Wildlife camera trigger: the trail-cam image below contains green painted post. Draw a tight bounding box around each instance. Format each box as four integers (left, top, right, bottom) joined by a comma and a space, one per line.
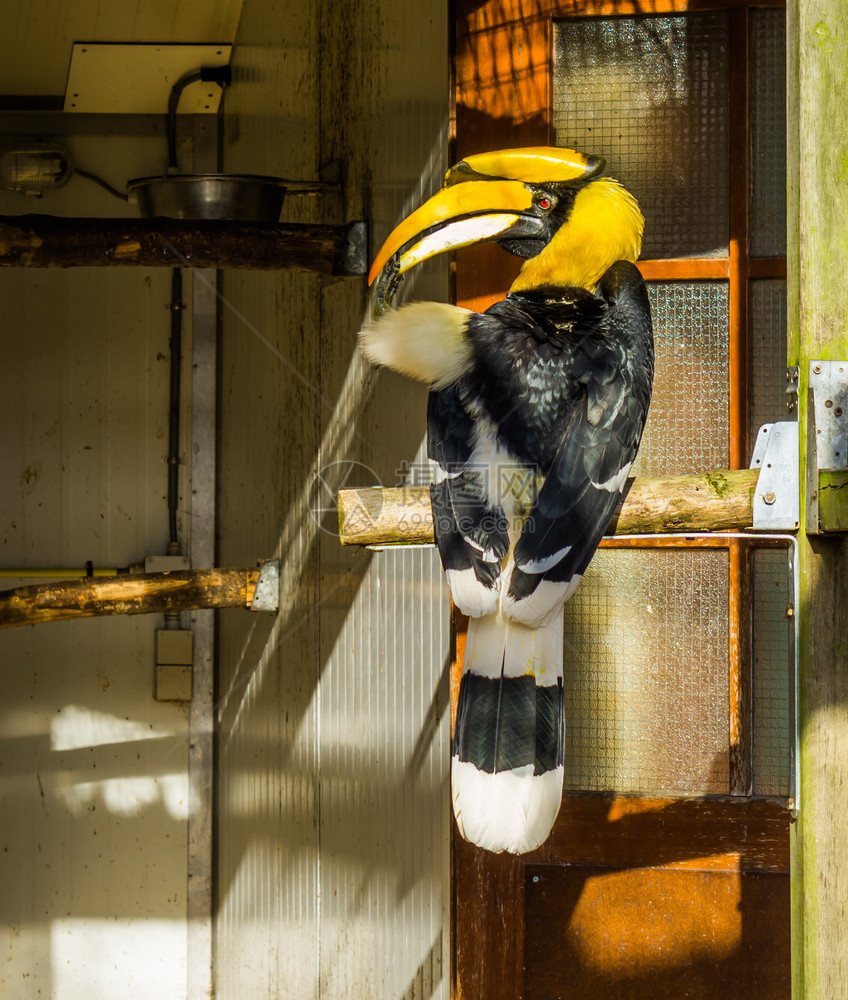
788, 2, 848, 995
817, 470, 848, 532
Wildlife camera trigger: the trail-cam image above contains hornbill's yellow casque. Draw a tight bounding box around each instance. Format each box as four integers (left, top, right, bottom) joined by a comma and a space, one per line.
360, 147, 653, 854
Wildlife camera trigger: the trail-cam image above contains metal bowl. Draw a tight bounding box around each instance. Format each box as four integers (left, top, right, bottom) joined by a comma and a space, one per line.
128, 174, 287, 222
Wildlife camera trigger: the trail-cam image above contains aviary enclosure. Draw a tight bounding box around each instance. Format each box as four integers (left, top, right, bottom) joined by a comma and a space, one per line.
2, 1, 846, 998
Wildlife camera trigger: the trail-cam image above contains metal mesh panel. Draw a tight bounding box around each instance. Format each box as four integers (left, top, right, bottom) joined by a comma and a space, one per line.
553, 14, 730, 258
751, 549, 791, 796
633, 282, 730, 477
750, 10, 787, 257
750, 279, 788, 446
749, 281, 790, 798
562, 548, 730, 795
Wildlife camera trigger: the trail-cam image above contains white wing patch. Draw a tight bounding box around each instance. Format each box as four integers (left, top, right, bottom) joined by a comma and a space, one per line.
591, 460, 632, 493
468, 417, 537, 522
429, 458, 460, 484
518, 545, 573, 575
465, 537, 501, 563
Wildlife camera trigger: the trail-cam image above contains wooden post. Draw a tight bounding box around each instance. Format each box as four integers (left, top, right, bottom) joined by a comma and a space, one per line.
0, 216, 364, 274
788, 2, 848, 994
337, 467, 761, 547
0, 568, 263, 629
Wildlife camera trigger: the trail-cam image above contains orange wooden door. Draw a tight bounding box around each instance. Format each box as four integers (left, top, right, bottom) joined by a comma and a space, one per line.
452, 3, 791, 997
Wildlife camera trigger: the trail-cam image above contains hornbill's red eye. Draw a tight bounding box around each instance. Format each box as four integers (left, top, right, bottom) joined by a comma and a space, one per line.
537, 195, 553, 211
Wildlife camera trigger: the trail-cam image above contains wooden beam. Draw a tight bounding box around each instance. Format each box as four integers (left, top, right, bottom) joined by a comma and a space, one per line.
337, 467, 761, 547
0, 215, 364, 274
817, 469, 848, 533
0, 568, 262, 630
637, 258, 730, 280
789, 2, 848, 994
551, 0, 785, 13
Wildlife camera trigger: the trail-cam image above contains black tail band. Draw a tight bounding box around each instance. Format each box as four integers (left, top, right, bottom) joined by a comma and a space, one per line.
453, 672, 564, 774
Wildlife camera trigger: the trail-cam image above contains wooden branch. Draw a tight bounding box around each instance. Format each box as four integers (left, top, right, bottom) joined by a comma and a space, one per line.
337, 468, 761, 547
0, 568, 261, 630
0, 215, 364, 274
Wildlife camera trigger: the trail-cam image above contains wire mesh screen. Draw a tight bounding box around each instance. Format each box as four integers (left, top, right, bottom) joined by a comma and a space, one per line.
633, 282, 730, 478
750, 279, 788, 446
749, 280, 790, 797
553, 13, 730, 258
751, 549, 792, 797
750, 10, 787, 258
562, 548, 730, 795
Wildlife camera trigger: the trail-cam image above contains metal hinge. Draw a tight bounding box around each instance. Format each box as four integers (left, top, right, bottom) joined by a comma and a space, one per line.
807, 360, 848, 533
750, 421, 800, 530
786, 364, 800, 417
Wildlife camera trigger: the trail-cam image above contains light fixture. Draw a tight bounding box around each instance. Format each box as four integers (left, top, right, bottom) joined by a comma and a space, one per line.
0, 140, 72, 196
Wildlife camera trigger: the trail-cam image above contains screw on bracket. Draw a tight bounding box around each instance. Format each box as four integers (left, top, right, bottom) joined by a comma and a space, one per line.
786, 365, 800, 415
750, 422, 800, 530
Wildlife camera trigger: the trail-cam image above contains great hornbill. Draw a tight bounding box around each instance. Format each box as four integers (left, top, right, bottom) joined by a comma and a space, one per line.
360, 146, 653, 854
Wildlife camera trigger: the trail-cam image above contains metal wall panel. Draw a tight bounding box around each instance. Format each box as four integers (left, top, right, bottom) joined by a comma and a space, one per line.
317, 546, 450, 999
0, 259, 193, 998
215, 1, 450, 998
214, 5, 323, 994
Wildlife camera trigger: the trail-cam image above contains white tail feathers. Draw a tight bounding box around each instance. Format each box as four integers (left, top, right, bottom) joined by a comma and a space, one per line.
452, 761, 564, 855
451, 612, 565, 854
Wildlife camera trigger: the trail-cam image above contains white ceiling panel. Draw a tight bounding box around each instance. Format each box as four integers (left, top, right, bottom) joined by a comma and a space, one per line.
64, 43, 232, 114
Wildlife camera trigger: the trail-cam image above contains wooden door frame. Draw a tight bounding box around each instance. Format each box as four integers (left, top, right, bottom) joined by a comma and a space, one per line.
787, 1, 848, 995
451, 3, 792, 996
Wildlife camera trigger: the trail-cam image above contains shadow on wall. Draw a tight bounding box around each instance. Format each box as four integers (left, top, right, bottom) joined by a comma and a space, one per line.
214, 247, 451, 997
1, 615, 193, 999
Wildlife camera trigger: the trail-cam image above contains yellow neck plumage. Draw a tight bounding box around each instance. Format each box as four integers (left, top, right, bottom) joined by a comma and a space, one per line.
509, 178, 644, 293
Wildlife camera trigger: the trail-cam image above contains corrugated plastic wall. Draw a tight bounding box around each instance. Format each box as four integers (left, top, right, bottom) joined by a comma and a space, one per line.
215, 2, 450, 997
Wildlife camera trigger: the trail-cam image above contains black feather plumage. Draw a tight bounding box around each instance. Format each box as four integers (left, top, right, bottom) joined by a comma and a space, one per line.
429, 259, 653, 615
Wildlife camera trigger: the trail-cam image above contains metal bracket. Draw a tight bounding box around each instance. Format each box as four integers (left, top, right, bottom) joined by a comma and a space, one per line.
786, 365, 800, 418
338, 220, 368, 276
750, 421, 800, 530
806, 360, 848, 533
251, 559, 280, 612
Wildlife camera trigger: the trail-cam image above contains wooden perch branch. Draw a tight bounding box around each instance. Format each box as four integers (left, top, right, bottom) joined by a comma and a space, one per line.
0, 568, 262, 630
0, 215, 364, 274
338, 468, 761, 547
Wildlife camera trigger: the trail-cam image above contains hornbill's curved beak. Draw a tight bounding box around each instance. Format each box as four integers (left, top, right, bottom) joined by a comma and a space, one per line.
368, 146, 605, 314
